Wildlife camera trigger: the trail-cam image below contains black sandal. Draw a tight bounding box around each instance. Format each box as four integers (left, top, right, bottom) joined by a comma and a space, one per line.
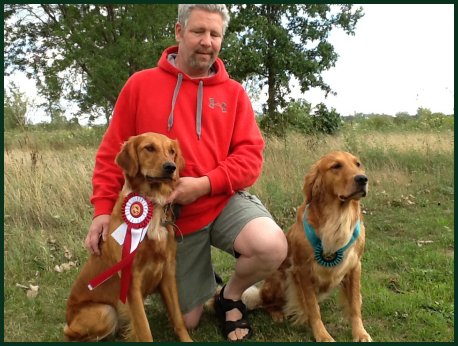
214, 285, 253, 341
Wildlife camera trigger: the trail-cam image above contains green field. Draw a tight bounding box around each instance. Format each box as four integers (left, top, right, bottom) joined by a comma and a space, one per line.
3, 126, 454, 342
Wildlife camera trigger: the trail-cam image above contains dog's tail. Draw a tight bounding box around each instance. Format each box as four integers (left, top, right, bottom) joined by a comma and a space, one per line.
241, 285, 263, 311
214, 272, 224, 286
64, 304, 117, 341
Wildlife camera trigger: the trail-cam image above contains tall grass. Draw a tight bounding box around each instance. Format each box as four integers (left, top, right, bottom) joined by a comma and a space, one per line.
3, 128, 454, 342
4, 126, 106, 152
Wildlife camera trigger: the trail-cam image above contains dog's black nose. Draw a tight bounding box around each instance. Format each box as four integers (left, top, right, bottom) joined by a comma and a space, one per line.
355, 174, 368, 186
163, 162, 176, 174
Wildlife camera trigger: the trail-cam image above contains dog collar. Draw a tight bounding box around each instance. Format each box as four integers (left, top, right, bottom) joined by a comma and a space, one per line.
302, 206, 360, 268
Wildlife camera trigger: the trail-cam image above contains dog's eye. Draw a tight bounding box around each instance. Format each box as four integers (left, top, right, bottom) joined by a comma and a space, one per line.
169, 148, 176, 155
356, 161, 362, 167
331, 163, 342, 170
144, 145, 156, 152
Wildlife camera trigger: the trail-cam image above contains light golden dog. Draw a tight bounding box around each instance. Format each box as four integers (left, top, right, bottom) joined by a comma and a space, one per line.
64, 132, 192, 342
243, 151, 372, 342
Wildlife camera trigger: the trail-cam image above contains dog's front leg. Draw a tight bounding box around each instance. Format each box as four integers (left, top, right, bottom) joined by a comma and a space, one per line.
159, 257, 193, 342
127, 284, 153, 342
292, 269, 335, 342
341, 261, 372, 342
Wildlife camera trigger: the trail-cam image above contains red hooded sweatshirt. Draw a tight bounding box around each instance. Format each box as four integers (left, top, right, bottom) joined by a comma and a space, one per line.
91, 46, 265, 235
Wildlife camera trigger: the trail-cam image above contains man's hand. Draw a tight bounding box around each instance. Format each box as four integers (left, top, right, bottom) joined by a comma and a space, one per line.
84, 214, 111, 255
167, 176, 211, 205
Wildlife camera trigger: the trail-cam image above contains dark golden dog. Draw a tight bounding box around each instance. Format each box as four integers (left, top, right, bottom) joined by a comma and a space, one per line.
64, 132, 192, 342
243, 151, 372, 342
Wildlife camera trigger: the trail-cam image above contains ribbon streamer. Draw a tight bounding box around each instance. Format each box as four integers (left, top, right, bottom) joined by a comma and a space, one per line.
88, 193, 153, 303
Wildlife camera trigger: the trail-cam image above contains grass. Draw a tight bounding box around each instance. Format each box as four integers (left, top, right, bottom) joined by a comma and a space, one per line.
3, 127, 454, 342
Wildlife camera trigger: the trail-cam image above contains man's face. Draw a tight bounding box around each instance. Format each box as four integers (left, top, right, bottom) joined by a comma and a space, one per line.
175, 8, 223, 77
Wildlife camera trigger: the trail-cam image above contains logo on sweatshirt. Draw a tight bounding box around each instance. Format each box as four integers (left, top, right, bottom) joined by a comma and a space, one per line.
209, 98, 227, 113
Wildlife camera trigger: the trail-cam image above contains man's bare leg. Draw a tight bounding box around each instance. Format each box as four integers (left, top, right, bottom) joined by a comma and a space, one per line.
223, 217, 287, 340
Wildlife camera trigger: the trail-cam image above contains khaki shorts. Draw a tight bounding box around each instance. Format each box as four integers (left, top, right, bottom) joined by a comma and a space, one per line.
175, 190, 273, 313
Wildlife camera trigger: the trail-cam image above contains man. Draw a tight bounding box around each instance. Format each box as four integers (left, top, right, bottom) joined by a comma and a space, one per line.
84, 4, 287, 341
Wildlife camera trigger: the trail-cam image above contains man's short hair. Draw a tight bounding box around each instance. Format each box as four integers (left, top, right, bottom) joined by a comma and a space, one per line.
178, 4, 230, 36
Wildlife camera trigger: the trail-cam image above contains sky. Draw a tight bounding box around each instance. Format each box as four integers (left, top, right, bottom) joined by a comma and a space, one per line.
298, 4, 454, 116
4, 4, 455, 124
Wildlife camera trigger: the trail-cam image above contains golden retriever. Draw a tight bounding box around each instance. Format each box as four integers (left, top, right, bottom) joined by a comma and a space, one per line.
64, 132, 192, 342
243, 151, 372, 342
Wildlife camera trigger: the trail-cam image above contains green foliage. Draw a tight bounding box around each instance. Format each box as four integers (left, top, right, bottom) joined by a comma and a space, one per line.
283, 99, 314, 134
4, 82, 28, 130
259, 100, 341, 137
311, 102, 341, 134
416, 106, 432, 119
223, 4, 363, 120
5, 4, 363, 129
416, 107, 453, 129
4, 4, 176, 124
258, 111, 288, 137
393, 112, 411, 126
343, 110, 454, 132
361, 114, 396, 131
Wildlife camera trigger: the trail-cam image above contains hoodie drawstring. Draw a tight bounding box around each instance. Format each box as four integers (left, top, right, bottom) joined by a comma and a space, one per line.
196, 80, 203, 139
168, 73, 183, 132
168, 74, 204, 140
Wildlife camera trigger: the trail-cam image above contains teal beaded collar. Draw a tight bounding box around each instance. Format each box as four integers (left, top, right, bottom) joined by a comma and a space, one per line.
303, 207, 360, 268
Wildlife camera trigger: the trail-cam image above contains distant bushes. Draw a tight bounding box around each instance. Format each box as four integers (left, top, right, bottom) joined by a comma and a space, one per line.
343, 108, 454, 132
258, 101, 454, 137
259, 100, 342, 137
5, 104, 453, 151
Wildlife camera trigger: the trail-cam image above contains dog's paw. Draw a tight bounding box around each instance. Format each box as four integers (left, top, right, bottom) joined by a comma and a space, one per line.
353, 332, 372, 342
315, 336, 335, 342
270, 310, 285, 322
314, 330, 335, 342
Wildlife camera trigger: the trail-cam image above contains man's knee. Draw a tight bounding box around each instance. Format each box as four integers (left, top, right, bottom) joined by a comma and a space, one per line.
261, 226, 288, 266
236, 217, 288, 266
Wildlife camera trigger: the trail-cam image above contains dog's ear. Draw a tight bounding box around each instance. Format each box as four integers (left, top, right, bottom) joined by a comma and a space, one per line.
115, 138, 139, 177
172, 139, 185, 174
303, 162, 322, 204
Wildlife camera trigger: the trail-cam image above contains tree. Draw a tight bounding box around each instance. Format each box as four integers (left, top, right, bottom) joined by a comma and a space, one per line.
5, 4, 363, 131
4, 4, 176, 125
311, 103, 341, 135
222, 4, 363, 125
260, 99, 313, 136
416, 107, 432, 120
4, 82, 29, 130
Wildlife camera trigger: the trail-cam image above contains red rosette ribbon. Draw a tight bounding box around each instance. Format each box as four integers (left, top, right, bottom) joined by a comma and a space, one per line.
122, 193, 153, 229
88, 193, 153, 303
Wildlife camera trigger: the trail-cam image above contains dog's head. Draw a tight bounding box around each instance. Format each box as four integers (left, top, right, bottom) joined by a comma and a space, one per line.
304, 151, 368, 204
115, 132, 184, 193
